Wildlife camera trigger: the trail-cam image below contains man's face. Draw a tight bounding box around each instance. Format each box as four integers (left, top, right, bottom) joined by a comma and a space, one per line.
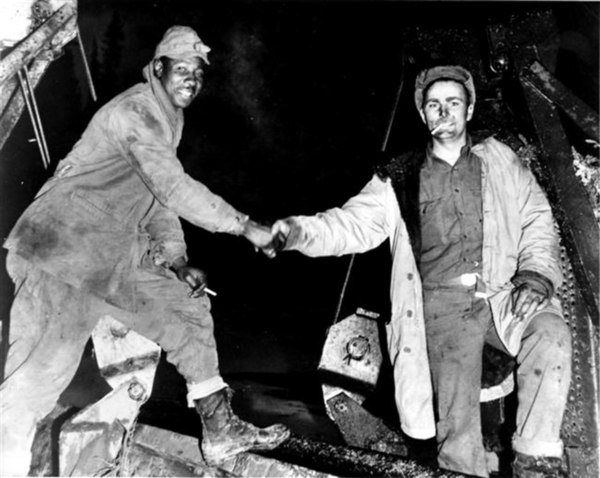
419, 80, 473, 139
154, 56, 204, 109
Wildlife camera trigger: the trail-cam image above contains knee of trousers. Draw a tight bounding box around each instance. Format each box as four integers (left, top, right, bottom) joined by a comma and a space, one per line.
524, 312, 572, 363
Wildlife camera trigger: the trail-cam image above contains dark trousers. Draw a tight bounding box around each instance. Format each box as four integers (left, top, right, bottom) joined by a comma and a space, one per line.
424, 288, 571, 477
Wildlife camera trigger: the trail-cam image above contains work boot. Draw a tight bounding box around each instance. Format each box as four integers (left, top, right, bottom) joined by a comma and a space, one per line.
512, 452, 568, 478
195, 387, 290, 465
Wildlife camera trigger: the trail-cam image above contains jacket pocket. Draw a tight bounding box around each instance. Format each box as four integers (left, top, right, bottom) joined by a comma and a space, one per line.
70, 189, 127, 227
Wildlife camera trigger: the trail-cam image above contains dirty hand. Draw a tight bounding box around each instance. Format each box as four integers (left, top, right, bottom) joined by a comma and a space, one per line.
242, 219, 278, 258
511, 282, 548, 321
270, 220, 292, 252
170, 258, 208, 298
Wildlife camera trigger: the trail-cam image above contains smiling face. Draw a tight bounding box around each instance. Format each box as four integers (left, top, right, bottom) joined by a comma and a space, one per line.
154, 56, 204, 109
419, 79, 474, 141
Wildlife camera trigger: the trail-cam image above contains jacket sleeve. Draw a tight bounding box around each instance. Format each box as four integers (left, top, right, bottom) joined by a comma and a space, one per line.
109, 98, 249, 235
285, 175, 393, 257
514, 147, 563, 293
144, 203, 187, 267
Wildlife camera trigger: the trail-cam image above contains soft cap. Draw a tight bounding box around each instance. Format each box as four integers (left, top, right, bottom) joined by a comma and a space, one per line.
414, 65, 475, 110
154, 25, 211, 64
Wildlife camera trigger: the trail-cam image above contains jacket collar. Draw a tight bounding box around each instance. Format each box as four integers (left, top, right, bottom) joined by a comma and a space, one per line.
142, 62, 184, 137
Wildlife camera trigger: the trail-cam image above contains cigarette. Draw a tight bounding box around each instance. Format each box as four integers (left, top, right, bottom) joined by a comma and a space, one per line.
205, 287, 217, 297
430, 124, 443, 134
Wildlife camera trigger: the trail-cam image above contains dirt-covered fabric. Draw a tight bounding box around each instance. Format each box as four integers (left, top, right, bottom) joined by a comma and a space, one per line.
4, 71, 248, 312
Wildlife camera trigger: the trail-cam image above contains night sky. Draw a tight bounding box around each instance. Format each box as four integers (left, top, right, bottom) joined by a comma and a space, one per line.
0, 1, 598, 435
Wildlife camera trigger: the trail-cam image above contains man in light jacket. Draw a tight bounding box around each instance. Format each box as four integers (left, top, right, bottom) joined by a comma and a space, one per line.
271, 65, 571, 478
1, 26, 288, 476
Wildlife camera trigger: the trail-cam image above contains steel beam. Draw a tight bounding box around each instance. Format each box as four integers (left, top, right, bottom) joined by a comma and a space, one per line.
519, 73, 599, 324
0, 3, 75, 87
0, 15, 77, 153
522, 61, 599, 141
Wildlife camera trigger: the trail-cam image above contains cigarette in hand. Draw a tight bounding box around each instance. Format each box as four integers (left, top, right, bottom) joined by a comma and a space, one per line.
189, 287, 217, 298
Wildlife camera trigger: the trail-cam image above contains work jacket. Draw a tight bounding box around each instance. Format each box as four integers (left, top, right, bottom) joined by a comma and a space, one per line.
4, 66, 249, 311
284, 136, 562, 440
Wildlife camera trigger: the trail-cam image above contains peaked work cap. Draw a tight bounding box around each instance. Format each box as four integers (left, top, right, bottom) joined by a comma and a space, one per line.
414, 65, 475, 111
154, 25, 211, 64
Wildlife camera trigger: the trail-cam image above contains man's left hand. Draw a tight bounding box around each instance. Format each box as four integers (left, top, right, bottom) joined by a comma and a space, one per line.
511, 283, 548, 321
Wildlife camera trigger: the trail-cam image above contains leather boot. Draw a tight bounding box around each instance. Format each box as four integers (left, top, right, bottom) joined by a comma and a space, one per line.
512, 452, 568, 478
195, 387, 290, 465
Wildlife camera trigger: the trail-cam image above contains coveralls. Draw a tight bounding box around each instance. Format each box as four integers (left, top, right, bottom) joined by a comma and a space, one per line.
1, 65, 248, 476
414, 139, 571, 477
281, 137, 571, 477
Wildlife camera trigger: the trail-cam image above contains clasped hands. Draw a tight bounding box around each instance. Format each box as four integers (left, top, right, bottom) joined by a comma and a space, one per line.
242, 219, 291, 258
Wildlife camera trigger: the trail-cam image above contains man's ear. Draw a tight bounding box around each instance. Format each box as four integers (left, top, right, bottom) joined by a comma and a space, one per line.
418, 107, 427, 124
153, 59, 164, 79
466, 103, 474, 122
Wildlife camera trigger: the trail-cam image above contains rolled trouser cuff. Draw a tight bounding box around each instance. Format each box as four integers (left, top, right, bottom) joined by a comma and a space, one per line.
187, 376, 228, 407
512, 434, 563, 458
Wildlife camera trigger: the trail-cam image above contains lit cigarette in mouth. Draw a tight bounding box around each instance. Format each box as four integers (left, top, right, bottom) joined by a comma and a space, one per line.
205, 287, 217, 297
430, 124, 444, 134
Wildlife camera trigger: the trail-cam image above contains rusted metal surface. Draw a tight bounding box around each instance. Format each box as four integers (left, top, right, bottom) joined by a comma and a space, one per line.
128, 424, 337, 478
29, 403, 74, 476
556, 245, 599, 477
486, 9, 560, 75
221, 450, 337, 478
0, 76, 18, 119
0, 54, 51, 149
59, 317, 161, 476
318, 310, 383, 395
319, 309, 383, 420
124, 425, 231, 477
318, 310, 411, 459
129, 423, 460, 477
0, 14, 77, 152
0, 3, 75, 87
269, 435, 464, 477
125, 443, 208, 477
522, 61, 599, 140
92, 316, 161, 391
519, 75, 599, 325
326, 392, 408, 457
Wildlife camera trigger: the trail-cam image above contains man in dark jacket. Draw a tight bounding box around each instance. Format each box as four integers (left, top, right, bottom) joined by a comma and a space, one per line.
0, 25, 288, 476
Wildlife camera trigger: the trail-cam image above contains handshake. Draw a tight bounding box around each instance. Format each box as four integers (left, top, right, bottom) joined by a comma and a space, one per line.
242, 218, 295, 258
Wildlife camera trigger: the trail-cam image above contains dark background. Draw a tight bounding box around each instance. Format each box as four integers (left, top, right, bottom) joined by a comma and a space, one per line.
1, 0, 598, 443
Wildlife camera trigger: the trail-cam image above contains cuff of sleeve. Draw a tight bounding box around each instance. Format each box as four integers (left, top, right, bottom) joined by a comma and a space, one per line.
283, 218, 303, 250
511, 270, 554, 298
150, 242, 187, 268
